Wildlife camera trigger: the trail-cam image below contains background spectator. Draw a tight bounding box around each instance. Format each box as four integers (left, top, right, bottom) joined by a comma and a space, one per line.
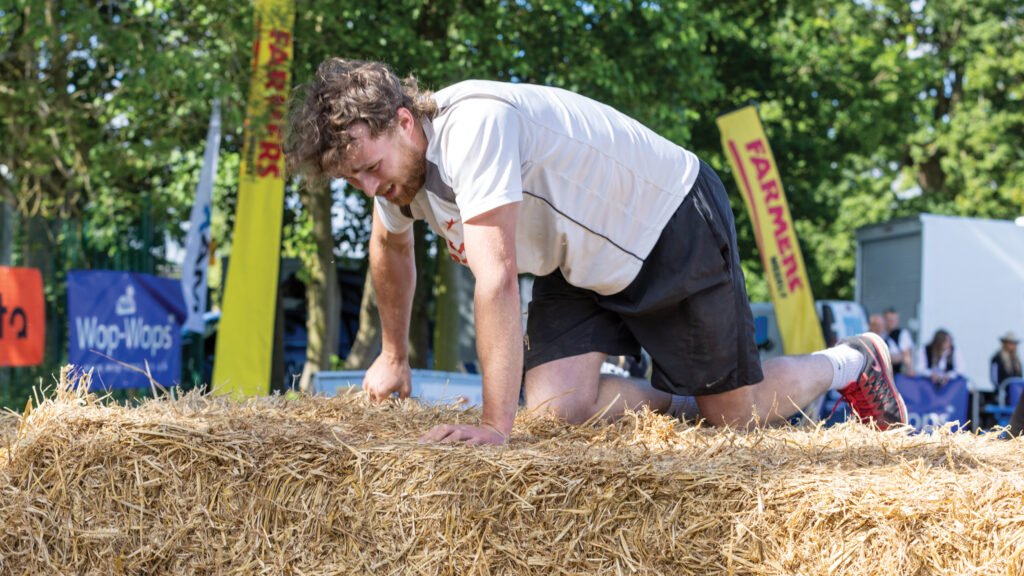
985, 331, 1023, 429
917, 328, 964, 388
990, 331, 1021, 385
884, 308, 915, 376
869, 313, 885, 336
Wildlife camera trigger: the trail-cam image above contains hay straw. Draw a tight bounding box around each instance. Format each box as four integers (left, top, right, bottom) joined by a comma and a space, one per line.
1, 366, 1023, 575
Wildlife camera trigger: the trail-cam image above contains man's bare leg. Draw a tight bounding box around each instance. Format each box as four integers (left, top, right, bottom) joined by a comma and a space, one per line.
524, 351, 673, 424
696, 354, 834, 427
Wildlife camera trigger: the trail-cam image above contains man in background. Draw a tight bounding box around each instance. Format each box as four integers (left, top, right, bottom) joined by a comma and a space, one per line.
869, 313, 885, 337
884, 308, 915, 376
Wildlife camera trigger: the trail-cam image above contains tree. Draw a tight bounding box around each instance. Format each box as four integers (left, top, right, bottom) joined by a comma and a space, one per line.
0, 0, 251, 402
294, 180, 338, 393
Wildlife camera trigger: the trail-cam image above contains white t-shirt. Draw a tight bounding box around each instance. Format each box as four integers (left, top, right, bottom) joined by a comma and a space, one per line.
376, 80, 700, 295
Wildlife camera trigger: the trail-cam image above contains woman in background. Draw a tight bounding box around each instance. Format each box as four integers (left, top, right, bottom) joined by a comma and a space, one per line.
916, 329, 965, 388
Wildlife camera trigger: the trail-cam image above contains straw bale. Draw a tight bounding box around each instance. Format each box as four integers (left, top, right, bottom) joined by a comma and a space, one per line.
1, 368, 1023, 575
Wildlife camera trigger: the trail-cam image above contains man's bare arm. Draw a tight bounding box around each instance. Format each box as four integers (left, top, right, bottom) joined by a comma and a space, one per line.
363, 203, 415, 401
421, 203, 521, 444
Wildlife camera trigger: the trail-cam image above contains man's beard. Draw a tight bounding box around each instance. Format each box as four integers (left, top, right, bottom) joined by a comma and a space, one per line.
390, 139, 426, 207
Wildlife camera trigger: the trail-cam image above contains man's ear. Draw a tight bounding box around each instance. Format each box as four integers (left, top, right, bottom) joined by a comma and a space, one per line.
396, 107, 415, 133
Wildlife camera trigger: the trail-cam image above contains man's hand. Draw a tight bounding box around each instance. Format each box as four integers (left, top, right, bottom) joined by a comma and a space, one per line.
363, 352, 412, 402
420, 423, 506, 446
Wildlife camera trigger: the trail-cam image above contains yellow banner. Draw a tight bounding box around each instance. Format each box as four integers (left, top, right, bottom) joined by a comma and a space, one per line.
213, 0, 294, 397
716, 105, 825, 355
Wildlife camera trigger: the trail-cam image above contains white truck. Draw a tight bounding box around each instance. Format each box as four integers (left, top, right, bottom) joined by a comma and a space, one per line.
855, 213, 1024, 394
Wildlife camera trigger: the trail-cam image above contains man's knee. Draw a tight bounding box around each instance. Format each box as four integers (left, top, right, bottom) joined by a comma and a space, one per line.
694, 385, 758, 427
523, 352, 606, 424
524, 383, 590, 424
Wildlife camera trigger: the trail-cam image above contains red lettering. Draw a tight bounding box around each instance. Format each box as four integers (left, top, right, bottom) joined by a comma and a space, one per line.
266, 69, 287, 91
267, 124, 281, 140
751, 156, 772, 182
268, 43, 289, 67
781, 253, 798, 283
258, 141, 281, 178
270, 30, 291, 45
777, 234, 791, 256
747, 137, 806, 294
258, 140, 281, 162
768, 204, 787, 238
265, 94, 285, 121
745, 139, 767, 156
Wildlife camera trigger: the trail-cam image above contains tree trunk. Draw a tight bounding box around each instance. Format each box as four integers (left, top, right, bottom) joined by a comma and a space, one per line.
433, 252, 460, 371
297, 182, 338, 394
408, 221, 433, 368
344, 271, 380, 370
0, 184, 13, 266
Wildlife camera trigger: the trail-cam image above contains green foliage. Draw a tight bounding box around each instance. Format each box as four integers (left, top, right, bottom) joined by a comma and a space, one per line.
1, 0, 1022, 406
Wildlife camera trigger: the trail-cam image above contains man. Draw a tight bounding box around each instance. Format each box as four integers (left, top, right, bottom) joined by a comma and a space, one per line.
285, 58, 907, 445
869, 313, 885, 337
883, 308, 915, 376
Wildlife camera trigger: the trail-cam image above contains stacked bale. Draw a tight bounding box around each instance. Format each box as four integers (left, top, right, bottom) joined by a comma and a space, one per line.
1, 368, 1022, 575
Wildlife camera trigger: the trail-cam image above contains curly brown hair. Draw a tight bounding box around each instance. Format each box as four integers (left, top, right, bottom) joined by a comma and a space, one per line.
285, 58, 437, 183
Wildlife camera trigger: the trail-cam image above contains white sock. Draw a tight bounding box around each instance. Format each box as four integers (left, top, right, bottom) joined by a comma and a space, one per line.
668, 395, 699, 420
813, 344, 865, 391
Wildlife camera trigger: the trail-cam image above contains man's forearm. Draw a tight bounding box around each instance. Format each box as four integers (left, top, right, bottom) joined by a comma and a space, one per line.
473, 273, 523, 437
370, 216, 415, 360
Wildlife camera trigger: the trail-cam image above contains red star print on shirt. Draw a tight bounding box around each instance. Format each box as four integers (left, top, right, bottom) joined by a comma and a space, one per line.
445, 218, 456, 231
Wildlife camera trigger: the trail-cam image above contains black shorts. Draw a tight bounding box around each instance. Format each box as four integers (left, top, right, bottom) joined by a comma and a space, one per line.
524, 160, 764, 396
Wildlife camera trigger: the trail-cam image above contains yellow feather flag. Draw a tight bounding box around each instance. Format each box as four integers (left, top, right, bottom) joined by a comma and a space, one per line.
213, 0, 294, 397
716, 105, 825, 355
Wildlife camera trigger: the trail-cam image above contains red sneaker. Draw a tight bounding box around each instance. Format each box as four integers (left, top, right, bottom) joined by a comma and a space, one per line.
837, 332, 908, 430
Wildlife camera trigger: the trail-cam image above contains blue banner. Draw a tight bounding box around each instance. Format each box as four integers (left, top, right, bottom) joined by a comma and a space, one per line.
820, 374, 970, 431
894, 374, 970, 431
68, 270, 186, 390
1010, 380, 1023, 410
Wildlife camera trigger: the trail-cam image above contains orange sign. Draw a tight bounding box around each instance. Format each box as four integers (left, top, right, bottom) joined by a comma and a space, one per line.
0, 266, 45, 366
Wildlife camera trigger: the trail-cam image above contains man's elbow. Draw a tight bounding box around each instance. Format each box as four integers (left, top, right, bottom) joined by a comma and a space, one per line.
372, 229, 413, 257
475, 266, 519, 298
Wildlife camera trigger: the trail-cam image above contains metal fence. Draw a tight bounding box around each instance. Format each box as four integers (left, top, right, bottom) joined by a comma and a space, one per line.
0, 209, 165, 410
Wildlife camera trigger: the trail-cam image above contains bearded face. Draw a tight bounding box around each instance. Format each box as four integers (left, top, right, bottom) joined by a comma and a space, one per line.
337, 117, 425, 206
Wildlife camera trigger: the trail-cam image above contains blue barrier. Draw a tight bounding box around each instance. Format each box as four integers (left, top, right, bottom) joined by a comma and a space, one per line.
821, 374, 969, 431
893, 374, 969, 431
314, 369, 976, 431
982, 377, 1024, 429
1010, 379, 1023, 410
313, 369, 484, 407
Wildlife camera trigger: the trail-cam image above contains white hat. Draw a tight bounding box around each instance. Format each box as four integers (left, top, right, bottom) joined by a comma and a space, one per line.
1000, 331, 1019, 343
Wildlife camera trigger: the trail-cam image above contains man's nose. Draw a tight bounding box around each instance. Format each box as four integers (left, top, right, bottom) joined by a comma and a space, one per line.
361, 176, 379, 196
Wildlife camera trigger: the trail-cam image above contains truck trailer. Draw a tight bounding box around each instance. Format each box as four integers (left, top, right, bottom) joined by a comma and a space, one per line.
855, 213, 1024, 393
